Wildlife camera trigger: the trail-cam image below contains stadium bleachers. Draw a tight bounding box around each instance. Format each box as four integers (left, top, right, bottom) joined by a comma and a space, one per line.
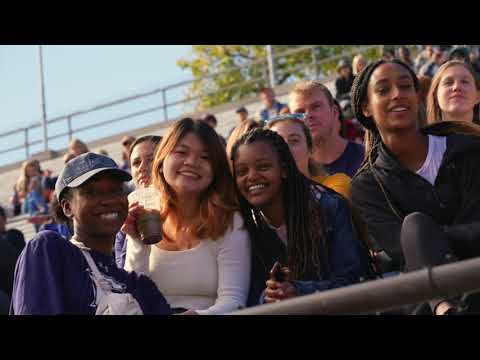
3, 80, 335, 242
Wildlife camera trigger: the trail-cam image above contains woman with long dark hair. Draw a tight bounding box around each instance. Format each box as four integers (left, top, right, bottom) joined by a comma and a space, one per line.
351, 59, 480, 314
230, 128, 373, 306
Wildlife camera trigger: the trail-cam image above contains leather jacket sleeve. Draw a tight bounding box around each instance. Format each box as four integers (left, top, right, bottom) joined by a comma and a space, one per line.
352, 171, 405, 271
443, 156, 480, 258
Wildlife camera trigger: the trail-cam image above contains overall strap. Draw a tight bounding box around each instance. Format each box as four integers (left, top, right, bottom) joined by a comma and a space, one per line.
70, 238, 108, 294
80, 249, 104, 281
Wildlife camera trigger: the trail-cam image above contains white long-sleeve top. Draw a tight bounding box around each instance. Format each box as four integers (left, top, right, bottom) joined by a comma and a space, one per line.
124, 212, 251, 315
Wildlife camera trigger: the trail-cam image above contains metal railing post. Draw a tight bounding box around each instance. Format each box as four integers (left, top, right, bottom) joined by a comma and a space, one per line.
311, 46, 319, 80
162, 89, 168, 121
38, 45, 48, 152
0, 45, 385, 168
262, 65, 268, 88
24, 128, 29, 159
266, 45, 276, 88
67, 116, 73, 141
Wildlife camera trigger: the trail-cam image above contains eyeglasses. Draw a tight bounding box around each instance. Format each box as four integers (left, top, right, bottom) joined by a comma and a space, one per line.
266, 113, 306, 124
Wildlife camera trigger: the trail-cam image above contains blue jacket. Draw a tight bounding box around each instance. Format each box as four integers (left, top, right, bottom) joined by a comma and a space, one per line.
26, 191, 47, 216
40, 223, 72, 240
247, 185, 370, 306
259, 101, 287, 122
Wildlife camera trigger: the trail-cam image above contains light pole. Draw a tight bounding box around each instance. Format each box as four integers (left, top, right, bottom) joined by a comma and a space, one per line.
38, 45, 48, 152
266, 45, 276, 88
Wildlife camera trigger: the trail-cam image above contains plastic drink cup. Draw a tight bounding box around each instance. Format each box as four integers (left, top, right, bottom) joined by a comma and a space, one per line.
135, 187, 162, 245
137, 208, 162, 245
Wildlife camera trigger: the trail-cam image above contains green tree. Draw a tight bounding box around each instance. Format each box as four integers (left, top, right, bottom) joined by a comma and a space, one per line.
177, 45, 382, 111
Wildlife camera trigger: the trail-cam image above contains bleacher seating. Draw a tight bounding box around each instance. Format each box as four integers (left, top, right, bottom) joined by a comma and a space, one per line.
3, 80, 335, 242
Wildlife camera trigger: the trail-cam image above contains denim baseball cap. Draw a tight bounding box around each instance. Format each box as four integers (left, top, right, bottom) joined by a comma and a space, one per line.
55, 152, 132, 201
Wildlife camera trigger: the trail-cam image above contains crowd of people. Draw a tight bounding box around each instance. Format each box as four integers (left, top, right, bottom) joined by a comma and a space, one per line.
2, 44, 480, 315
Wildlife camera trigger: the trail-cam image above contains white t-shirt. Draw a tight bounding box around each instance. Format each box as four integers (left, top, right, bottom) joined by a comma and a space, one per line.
124, 212, 251, 315
416, 135, 447, 185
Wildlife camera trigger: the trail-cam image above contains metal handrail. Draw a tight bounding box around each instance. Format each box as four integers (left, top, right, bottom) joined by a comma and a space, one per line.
231, 258, 480, 315
0, 45, 382, 165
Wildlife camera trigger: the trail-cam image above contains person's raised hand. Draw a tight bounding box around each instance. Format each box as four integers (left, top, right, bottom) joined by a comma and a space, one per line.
121, 201, 145, 241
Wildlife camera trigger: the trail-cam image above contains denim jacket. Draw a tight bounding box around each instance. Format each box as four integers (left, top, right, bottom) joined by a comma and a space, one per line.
249, 186, 370, 306
294, 189, 369, 296
259, 101, 287, 122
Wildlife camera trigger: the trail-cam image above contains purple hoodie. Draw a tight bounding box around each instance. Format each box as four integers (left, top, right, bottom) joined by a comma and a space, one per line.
11, 230, 172, 315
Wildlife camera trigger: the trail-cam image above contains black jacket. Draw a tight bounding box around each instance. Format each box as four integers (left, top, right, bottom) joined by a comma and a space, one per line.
335, 75, 354, 100
352, 132, 480, 272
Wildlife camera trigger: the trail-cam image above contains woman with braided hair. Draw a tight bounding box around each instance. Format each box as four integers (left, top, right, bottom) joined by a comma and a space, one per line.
230, 128, 372, 307
351, 59, 480, 315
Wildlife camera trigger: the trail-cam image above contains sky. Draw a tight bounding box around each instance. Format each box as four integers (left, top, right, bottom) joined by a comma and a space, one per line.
0, 45, 193, 166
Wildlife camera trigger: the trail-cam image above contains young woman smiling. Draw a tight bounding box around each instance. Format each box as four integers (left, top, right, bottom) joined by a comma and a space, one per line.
230, 128, 373, 306
114, 135, 162, 269
427, 60, 480, 124
351, 59, 480, 314
123, 118, 250, 315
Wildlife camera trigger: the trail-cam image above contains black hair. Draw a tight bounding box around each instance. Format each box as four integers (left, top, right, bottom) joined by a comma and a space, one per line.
231, 128, 378, 280
236, 107, 248, 114
352, 59, 420, 132
382, 49, 395, 58
52, 188, 74, 233
448, 47, 470, 62
202, 114, 217, 126
351, 59, 420, 221
128, 135, 162, 160
332, 98, 346, 137
231, 128, 330, 280
398, 46, 410, 55
351, 59, 420, 173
